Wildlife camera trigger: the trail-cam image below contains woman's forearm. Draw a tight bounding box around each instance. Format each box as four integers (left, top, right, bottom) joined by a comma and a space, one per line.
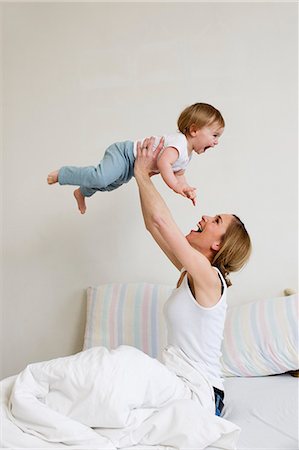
134, 139, 186, 271
134, 137, 173, 230
135, 168, 183, 270
135, 169, 172, 231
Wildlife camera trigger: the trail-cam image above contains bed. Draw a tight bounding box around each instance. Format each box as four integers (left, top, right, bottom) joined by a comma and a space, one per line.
0, 283, 298, 449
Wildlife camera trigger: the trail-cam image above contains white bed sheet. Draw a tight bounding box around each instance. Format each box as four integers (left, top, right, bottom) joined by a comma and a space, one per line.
1, 374, 298, 449
222, 374, 298, 450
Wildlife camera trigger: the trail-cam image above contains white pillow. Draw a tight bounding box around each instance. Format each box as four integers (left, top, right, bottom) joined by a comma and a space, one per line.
221, 294, 298, 376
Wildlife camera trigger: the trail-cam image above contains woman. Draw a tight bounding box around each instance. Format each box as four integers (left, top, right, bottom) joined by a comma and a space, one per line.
9, 138, 251, 448
134, 136, 252, 416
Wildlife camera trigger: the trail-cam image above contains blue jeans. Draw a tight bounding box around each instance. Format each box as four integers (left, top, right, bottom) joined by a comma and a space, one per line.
213, 387, 224, 416
58, 141, 135, 197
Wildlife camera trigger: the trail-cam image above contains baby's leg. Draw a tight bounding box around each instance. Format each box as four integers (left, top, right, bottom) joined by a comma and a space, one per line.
47, 157, 119, 191
48, 142, 135, 213
58, 142, 134, 191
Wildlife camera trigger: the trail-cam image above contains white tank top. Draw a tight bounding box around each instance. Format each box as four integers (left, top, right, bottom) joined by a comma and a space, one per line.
164, 268, 227, 390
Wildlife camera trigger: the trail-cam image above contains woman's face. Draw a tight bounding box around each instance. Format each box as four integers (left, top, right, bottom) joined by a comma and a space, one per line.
186, 214, 234, 252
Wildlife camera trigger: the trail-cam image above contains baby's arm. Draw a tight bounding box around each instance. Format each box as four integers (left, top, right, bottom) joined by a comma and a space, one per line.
174, 171, 197, 206
157, 147, 196, 205
156, 146, 180, 190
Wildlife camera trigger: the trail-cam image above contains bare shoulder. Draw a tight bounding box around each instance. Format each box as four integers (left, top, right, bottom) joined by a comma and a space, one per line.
158, 146, 179, 164
191, 266, 223, 308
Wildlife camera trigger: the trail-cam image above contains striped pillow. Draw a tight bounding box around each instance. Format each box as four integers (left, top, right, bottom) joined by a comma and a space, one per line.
84, 284, 298, 376
83, 283, 173, 361
221, 294, 298, 376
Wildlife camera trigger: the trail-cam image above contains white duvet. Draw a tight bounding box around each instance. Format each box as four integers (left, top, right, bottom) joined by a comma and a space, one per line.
7, 345, 240, 449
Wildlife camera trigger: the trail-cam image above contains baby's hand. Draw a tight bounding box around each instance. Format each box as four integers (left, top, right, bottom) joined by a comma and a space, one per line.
173, 183, 197, 206
184, 186, 197, 206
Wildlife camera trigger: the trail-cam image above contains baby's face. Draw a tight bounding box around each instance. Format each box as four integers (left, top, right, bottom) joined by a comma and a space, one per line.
190, 124, 224, 155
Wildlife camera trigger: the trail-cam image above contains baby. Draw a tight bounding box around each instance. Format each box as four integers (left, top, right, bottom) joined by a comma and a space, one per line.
47, 103, 224, 213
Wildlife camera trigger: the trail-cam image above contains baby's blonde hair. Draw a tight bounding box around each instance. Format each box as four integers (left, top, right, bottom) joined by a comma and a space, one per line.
177, 103, 225, 136
212, 215, 252, 287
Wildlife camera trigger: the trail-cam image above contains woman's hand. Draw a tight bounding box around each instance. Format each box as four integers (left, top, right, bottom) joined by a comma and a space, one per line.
134, 137, 164, 177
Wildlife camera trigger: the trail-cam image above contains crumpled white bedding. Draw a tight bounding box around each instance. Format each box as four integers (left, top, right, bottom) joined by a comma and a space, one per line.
3, 345, 240, 449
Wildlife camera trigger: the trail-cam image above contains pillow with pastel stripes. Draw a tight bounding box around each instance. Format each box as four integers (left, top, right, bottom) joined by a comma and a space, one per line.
83, 283, 172, 361
83, 283, 298, 375
220, 293, 298, 376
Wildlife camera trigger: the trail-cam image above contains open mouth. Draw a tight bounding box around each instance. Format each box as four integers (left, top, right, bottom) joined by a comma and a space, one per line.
197, 224, 203, 232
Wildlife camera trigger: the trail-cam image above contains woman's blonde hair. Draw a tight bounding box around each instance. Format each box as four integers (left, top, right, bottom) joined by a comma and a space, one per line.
177, 103, 225, 136
212, 215, 252, 287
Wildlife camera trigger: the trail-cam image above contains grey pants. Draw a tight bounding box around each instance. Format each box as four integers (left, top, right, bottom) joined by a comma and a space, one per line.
58, 141, 135, 197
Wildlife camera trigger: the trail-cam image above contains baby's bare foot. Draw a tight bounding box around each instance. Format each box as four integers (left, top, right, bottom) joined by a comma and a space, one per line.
47, 170, 59, 184
74, 188, 86, 214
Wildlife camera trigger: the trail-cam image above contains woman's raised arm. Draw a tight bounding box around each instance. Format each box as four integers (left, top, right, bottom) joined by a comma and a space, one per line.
134, 138, 182, 270
134, 138, 211, 281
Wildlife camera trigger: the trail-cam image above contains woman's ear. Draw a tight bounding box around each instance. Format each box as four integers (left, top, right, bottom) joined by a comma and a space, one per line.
211, 241, 221, 252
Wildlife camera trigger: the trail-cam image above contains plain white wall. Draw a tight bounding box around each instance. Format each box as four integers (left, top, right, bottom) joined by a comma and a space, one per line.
1, 2, 298, 378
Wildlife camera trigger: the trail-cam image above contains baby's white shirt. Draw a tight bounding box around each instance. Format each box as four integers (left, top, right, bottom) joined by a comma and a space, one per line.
133, 133, 192, 173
